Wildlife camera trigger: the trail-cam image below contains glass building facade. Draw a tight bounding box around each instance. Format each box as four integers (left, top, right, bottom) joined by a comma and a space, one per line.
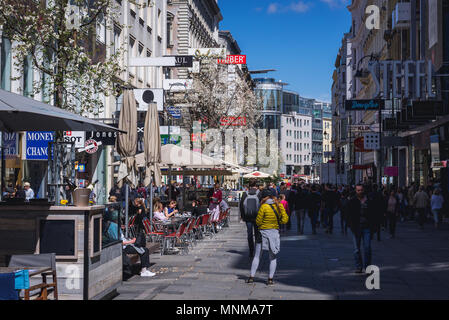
254, 78, 284, 132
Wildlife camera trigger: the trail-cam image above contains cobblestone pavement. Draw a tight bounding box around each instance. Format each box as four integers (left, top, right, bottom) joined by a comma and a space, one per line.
114, 208, 449, 300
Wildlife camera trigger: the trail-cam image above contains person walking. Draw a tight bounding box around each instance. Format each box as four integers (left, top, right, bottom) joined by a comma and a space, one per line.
246, 189, 288, 285
307, 185, 321, 235
431, 188, 444, 229
346, 184, 376, 274
239, 181, 261, 258
295, 185, 308, 234
280, 182, 295, 231
407, 183, 416, 221
386, 190, 399, 238
321, 184, 339, 234
279, 194, 290, 232
414, 186, 430, 229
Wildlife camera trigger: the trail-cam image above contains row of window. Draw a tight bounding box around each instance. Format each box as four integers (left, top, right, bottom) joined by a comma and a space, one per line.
286, 142, 310, 151
285, 117, 310, 127
285, 130, 310, 139
286, 154, 310, 164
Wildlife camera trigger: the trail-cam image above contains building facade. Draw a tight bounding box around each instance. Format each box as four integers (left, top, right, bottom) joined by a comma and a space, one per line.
334, 0, 449, 189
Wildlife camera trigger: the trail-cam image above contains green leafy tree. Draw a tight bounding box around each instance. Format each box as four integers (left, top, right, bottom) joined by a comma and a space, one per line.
0, 0, 132, 115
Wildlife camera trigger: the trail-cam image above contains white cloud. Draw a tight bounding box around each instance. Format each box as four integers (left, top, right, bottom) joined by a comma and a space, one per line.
320, 0, 349, 8
290, 1, 310, 12
267, 3, 279, 14
267, 1, 311, 14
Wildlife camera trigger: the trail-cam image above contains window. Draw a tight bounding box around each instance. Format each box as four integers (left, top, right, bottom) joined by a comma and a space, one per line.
23, 55, 33, 97
157, 9, 162, 40
129, 36, 136, 77
113, 25, 122, 54
1, 37, 11, 90
138, 42, 144, 81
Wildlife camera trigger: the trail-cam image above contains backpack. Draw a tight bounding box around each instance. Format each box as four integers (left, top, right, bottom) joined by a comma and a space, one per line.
243, 192, 260, 221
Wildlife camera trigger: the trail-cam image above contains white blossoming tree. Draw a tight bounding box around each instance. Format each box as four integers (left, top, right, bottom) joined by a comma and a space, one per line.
0, 0, 137, 115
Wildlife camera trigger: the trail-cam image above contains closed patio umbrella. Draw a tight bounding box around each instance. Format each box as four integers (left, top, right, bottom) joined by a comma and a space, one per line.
116, 90, 138, 237
143, 102, 162, 223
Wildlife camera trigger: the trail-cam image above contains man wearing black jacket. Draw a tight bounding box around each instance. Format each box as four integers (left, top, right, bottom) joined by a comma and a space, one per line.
346, 184, 377, 274
239, 181, 261, 258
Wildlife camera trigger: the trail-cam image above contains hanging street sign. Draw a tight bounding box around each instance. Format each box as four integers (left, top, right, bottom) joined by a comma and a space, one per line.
345, 99, 385, 111
60, 131, 85, 148
78, 139, 102, 154
167, 106, 182, 119
349, 125, 372, 132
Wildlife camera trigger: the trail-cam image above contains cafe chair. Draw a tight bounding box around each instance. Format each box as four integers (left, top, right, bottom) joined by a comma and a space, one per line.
142, 217, 164, 243
184, 217, 197, 249
191, 216, 202, 245
8, 253, 58, 300
199, 214, 212, 239
162, 221, 189, 255
128, 216, 137, 239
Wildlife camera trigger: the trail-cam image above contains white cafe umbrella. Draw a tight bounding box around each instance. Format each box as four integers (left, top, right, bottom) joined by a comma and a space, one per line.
143, 102, 162, 225
243, 171, 272, 179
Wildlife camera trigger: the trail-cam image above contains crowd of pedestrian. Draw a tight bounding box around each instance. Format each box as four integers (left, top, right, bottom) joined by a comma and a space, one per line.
239, 179, 447, 283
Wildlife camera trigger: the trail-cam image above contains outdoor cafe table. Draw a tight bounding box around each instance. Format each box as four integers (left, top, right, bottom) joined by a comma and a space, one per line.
154, 215, 191, 234
0, 267, 53, 300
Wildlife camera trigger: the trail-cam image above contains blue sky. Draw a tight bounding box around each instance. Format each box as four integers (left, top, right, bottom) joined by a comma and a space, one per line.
218, 0, 351, 102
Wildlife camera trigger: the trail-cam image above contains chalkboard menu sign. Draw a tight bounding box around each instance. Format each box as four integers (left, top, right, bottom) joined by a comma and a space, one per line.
39, 219, 76, 258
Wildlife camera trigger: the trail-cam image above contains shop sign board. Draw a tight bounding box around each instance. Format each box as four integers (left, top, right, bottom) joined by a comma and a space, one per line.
24, 131, 54, 160
87, 123, 118, 145
82, 139, 101, 154
2, 132, 18, 158
354, 137, 372, 153
345, 99, 384, 111
61, 131, 85, 148
368, 60, 436, 99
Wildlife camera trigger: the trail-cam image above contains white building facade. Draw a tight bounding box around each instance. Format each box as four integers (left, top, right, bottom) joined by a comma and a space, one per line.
280, 112, 312, 177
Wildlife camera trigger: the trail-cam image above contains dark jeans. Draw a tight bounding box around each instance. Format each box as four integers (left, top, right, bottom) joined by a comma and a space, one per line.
124, 245, 150, 268
246, 221, 261, 257
340, 210, 348, 234
324, 208, 335, 232
296, 209, 306, 233
351, 228, 372, 270
387, 211, 397, 236
416, 208, 426, 227
308, 209, 318, 233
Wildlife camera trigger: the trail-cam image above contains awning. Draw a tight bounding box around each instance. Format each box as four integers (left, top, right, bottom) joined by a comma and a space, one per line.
0, 89, 123, 132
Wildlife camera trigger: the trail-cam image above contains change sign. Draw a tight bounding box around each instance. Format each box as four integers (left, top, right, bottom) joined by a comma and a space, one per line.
25, 131, 54, 160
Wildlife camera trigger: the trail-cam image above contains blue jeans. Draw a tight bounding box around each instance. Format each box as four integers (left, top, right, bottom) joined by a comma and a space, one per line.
352, 228, 372, 270
246, 221, 261, 257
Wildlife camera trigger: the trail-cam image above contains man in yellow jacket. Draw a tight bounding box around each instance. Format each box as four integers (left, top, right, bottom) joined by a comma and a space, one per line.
247, 189, 289, 286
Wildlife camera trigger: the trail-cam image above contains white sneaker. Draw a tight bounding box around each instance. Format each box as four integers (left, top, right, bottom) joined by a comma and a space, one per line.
140, 270, 156, 277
